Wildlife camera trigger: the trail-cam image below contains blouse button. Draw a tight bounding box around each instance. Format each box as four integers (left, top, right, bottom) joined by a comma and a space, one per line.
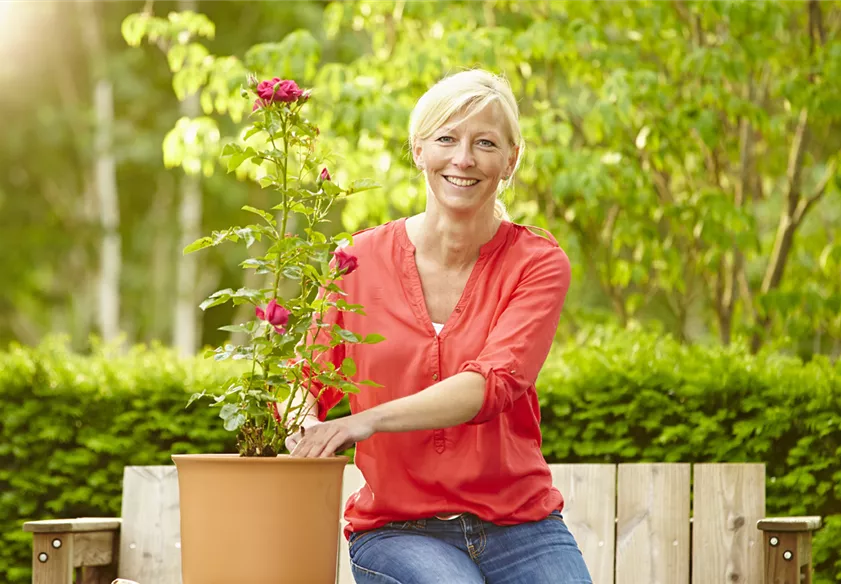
432, 373, 439, 381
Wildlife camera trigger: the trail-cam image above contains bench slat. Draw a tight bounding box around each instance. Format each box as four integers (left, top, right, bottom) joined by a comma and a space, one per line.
551, 464, 617, 584
617, 463, 690, 584
693, 463, 765, 584
119, 466, 182, 584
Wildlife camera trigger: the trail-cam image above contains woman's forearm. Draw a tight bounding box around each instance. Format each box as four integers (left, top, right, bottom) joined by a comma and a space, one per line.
358, 371, 486, 433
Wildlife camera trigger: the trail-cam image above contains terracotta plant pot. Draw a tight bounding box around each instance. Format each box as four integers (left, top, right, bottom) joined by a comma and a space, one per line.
172, 454, 348, 584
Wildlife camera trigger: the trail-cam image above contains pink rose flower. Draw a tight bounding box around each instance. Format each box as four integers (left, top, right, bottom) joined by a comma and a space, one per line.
320, 167, 331, 182
256, 78, 303, 103
255, 298, 291, 334
332, 248, 359, 275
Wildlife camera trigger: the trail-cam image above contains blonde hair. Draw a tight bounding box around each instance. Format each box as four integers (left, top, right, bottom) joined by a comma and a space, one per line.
409, 69, 524, 221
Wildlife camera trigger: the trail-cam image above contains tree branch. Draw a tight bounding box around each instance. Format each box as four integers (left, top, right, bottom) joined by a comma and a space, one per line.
794, 158, 838, 225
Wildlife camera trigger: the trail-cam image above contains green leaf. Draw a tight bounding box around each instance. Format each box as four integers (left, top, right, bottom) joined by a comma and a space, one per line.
226, 150, 251, 173
358, 379, 383, 388
321, 181, 343, 196
219, 403, 239, 420
242, 205, 277, 227
223, 412, 246, 432
339, 381, 360, 394
243, 126, 263, 141
221, 143, 242, 157
218, 324, 249, 333
341, 358, 357, 377
332, 232, 354, 247
121, 13, 149, 47
186, 391, 206, 408
348, 178, 380, 194
362, 334, 386, 344
336, 328, 360, 343
183, 236, 214, 255
200, 289, 234, 311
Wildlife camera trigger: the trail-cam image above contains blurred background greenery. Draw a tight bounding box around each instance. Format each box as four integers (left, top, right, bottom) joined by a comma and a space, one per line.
1, 0, 840, 582
2, 0, 839, 358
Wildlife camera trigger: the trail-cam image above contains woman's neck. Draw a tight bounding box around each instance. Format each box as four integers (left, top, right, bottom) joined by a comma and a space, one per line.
407, 211, 500, 270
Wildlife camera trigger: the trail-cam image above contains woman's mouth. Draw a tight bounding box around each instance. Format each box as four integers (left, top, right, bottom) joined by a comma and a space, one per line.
444, 176, 480, 188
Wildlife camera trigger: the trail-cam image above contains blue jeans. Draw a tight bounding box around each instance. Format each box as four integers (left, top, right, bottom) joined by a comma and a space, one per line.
348, 511, 592, 584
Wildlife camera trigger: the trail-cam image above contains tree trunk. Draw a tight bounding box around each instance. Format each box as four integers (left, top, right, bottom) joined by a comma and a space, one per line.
81, 1, 121, 343
173, 0, 202, 356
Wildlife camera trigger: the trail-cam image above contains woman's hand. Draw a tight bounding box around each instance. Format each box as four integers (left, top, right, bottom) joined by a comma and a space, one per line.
289, 412, 377, 458
284, 415, 322, 452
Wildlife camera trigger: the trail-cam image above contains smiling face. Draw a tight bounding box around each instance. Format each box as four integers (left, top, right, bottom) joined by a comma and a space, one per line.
413, 101, 519, 218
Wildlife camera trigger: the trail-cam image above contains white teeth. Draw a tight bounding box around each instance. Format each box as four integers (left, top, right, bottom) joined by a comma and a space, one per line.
445, 176, 479, 187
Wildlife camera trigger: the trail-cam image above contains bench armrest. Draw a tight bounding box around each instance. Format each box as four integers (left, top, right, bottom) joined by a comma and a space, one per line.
23, 518, 121, 584
756, 515, 822, 584
23, 517, 121, 534
756, 515, 822, 532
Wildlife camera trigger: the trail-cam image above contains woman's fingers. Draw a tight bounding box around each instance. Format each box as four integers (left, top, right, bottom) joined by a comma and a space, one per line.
291, 422, 348, 457
290, 415, 373, 457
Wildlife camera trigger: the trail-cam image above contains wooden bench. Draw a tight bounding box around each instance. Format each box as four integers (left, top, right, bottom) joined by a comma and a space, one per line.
23, 463, 821, 584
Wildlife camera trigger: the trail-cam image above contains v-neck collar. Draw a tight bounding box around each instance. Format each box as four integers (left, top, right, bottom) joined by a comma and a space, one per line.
394, 216, 512, 257
395, 217, 513, 338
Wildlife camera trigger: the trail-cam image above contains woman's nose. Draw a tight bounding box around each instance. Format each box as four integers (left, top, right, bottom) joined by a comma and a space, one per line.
451, 143, 475, 168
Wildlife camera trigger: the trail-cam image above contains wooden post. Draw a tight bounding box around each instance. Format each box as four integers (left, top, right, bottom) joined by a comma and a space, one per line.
757, 516, 822, 584
31, 533, 73, 584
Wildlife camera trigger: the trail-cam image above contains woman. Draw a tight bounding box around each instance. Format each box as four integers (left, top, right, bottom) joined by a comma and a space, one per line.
290, 69, 592, 584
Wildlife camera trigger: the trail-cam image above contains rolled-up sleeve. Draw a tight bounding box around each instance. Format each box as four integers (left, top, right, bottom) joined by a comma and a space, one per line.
460, 246, 571, 425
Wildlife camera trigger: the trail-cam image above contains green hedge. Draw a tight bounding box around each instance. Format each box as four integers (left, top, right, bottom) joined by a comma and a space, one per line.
1, 331, 838, 583
538, 328, 841, 584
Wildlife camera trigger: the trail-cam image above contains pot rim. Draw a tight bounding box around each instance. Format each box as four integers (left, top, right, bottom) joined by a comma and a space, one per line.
172, 453, 350, 464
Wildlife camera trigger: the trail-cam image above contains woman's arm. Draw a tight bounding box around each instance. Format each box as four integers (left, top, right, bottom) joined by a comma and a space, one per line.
289, 372, 485, 458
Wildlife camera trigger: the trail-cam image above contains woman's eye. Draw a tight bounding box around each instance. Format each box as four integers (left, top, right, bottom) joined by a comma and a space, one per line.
436, 136, 454, 143
478, 139, 496, 147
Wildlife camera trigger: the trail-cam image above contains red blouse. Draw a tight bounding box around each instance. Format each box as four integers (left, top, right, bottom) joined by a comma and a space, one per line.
308, 217, 571, 537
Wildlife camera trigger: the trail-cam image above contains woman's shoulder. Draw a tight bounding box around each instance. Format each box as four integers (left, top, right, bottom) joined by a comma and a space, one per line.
346, 219, 399, 247
509, 222, 567, 259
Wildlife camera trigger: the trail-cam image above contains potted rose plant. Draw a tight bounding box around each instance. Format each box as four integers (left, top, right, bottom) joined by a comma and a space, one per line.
171, 76, 382, 584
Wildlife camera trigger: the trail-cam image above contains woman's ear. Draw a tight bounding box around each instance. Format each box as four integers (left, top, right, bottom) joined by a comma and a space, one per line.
506, 145, 520, 176
412, 142, 424, 170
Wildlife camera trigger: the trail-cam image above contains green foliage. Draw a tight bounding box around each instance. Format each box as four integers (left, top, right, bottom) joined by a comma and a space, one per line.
307, 1, 841, 353
537, 326, 841, 584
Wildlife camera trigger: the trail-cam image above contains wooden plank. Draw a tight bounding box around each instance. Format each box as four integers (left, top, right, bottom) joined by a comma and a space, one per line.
616, 463, 690, 584
692, 463, 765, 584
32, 532, 73, 584
119, 465, 182, 584
550, 464, 616, 584
73, 531, 115, 567
24, 518, 121, 533
336, 464, 366, 584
